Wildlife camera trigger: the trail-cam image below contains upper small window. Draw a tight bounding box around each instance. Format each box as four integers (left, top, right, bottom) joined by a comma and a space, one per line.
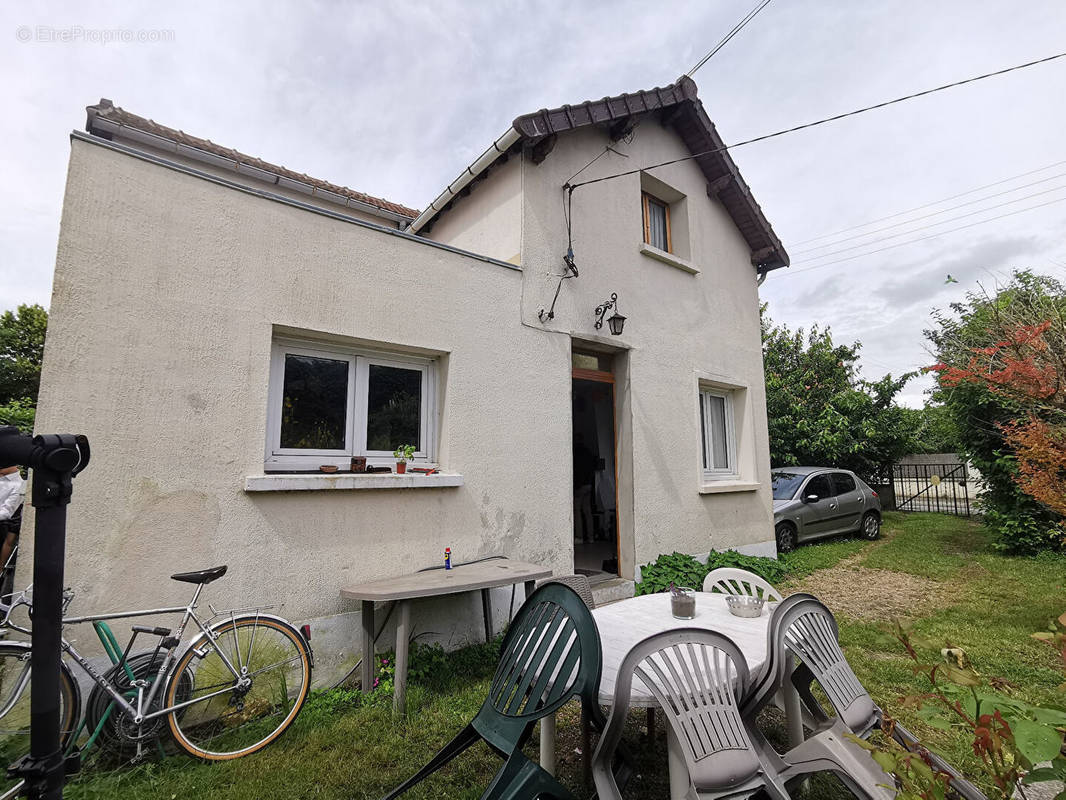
267, 338, 436, 471
699, 388, 736, 479
642, 192, 671, 253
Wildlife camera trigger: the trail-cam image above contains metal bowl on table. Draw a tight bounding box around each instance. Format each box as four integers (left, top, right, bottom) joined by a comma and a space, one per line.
726, 595, 766, 618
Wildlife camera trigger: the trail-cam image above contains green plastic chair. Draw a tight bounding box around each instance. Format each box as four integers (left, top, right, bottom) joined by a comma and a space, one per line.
380, 582, 606, 800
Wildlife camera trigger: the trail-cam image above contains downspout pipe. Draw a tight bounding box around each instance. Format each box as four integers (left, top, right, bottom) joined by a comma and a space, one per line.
407, 127, 523, 234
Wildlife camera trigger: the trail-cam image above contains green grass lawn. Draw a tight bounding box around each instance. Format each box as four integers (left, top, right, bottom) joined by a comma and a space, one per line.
64, 512, 1065, 799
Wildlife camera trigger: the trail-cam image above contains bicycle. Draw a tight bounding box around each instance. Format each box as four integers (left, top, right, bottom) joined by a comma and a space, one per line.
0, 565, 313, 798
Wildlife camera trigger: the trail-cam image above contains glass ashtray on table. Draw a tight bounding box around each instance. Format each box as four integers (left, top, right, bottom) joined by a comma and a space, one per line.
670, 587, 697, 619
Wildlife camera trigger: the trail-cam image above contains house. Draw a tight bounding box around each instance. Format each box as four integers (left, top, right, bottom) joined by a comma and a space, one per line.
33, 76, 789, 683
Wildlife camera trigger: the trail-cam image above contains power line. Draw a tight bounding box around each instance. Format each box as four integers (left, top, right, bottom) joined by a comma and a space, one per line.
686, 0, 773, 77
794, 182, 1066, 262
567, 51, 1066, 191
794, 169, 1066, 254
784, 194, 1066, 275
792, 158, 1066, 245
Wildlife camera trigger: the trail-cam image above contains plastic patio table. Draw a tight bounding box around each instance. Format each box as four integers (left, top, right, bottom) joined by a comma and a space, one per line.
538, 591, 805, 800
340, 558, 552, 714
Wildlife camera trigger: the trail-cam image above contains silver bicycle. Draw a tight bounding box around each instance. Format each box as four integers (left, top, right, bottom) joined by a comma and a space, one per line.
0, 565, 313, 797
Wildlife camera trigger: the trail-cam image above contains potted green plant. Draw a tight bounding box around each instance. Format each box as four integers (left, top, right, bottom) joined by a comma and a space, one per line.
393, 444, 416, 474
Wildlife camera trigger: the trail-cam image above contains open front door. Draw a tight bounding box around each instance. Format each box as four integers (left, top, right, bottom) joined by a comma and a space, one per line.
572, 350, 619, 580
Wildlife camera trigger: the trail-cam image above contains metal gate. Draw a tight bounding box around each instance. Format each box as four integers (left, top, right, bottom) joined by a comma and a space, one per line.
891, 462, 972, 517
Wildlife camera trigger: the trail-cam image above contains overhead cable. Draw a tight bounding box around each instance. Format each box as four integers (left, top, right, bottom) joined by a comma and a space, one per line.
566, 52, 1066, 191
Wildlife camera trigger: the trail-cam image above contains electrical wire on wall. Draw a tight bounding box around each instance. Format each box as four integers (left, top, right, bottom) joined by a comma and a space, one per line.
560, 143, 628, 267
538, 138, 635, 324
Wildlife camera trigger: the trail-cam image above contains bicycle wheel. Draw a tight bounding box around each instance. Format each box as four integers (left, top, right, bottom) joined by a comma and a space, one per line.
0, 642, 80, 795
165, 616, 311, 760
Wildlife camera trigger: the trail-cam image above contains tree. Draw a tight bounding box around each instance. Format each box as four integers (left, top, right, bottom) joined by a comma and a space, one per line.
0, 304, 47, 404
762, 309, 919, 478
0, 398, 36, 434
902, 403, 963, 454
0, 304, 48, 433
926, 270, 1065, 553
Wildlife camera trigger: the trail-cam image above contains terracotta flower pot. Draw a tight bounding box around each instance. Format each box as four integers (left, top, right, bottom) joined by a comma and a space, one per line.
396, 462, 407, 474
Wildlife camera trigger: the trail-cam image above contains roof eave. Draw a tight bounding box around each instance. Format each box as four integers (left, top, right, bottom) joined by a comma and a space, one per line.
407, 127, 522, 234
416, 77, 789, 271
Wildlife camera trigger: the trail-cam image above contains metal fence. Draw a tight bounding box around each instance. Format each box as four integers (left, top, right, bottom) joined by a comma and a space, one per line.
879, 462, 973, 517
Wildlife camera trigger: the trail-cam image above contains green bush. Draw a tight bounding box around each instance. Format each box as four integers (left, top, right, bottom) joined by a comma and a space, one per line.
705, 549, 788, 584
636, 548, 790, 596
635, 552, 707, 595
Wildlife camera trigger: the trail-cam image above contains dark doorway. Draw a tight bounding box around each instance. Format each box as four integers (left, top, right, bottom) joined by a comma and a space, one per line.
572, 351, 618, 581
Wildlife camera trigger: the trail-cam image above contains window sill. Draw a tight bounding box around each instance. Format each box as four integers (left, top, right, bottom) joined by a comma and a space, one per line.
245, 472, 464, 492
639, 243, 699, 274
699, 481, 760, 495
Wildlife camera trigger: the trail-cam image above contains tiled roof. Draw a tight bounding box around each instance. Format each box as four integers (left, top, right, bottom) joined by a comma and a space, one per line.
511, 76, 788, 270
85, 99, 419, 220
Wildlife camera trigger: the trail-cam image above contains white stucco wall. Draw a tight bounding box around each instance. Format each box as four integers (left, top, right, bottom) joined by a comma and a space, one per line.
34, 115, 777, 684
32, 137, 573, 683
426, 155, 522, 264
431, 121, 776, 575
519, 123, 775, 571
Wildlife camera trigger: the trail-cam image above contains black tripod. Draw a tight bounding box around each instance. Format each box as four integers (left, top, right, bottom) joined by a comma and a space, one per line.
0, 426, 90, 799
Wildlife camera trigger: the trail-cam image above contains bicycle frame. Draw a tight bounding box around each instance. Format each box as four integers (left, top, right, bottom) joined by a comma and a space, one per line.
3, 582, 275, 728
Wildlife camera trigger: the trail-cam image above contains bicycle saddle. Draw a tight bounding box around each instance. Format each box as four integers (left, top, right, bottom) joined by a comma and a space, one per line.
170, 565, 228, 585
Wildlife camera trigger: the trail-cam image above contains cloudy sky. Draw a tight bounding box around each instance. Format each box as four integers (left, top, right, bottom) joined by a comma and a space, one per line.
3, 1, 1065, 406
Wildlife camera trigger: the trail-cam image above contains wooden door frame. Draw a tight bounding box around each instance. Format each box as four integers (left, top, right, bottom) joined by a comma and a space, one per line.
571, 368, 620, 576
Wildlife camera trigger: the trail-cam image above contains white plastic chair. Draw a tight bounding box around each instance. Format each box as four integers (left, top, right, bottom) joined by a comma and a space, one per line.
744, 594, 895, 799
591, 628, 790, 800
774, 593, 880, 737
757, 596, 983, 799
702, 567, 783, 602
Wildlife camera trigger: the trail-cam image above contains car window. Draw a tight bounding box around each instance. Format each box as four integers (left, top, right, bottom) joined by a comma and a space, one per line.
832, 472, 857, 495
804, 475, 832, 500
771, 471, 806, 500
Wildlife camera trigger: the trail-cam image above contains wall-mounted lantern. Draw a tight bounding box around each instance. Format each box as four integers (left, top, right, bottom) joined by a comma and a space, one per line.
594, 293, 626, 336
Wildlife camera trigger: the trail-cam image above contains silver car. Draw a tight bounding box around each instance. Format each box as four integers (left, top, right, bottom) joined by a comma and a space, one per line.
771, 466, 882, 553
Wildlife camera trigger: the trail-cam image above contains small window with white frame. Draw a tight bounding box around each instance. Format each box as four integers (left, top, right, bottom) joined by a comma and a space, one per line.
699, 387, 737, 479
266, 337, 437, 471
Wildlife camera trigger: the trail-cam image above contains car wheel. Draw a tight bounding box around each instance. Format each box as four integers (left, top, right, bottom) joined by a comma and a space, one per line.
862, 512, 880, 540
775, 522, 797, 554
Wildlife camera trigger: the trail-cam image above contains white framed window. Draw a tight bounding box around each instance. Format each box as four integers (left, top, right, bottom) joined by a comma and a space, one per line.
265, 337, 437, 471
699, 388, 737, 479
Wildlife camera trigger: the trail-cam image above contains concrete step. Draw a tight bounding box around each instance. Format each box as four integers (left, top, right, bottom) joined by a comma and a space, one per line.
591, 578, 635, 607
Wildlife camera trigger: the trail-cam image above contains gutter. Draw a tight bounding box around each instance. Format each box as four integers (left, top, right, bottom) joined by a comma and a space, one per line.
407, 127, 522, 234
87, 117, 415, 226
